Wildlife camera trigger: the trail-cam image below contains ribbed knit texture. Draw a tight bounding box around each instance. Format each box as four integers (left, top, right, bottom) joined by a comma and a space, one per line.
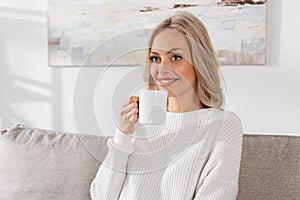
90, 108, 243, 200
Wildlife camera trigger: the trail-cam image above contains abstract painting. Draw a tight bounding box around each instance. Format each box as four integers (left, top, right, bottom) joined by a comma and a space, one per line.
48, 0, 267, 66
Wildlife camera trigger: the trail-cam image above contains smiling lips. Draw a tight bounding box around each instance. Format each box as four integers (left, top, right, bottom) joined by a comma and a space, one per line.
157, 78, 179, 87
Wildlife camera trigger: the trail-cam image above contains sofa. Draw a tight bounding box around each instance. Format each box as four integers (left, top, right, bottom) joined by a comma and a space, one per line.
0, 124, 299, 200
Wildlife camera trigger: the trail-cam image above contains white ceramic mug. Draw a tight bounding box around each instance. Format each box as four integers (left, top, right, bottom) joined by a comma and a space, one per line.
138, 90, 168, 125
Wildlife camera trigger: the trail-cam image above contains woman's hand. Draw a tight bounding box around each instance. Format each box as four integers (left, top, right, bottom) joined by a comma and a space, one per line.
118, 96, 139, 134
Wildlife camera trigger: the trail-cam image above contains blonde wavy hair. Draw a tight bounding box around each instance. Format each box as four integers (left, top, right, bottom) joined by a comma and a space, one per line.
143, 11, 225, 109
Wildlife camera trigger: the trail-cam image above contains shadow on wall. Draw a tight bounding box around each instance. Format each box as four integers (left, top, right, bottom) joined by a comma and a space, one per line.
0, 6, 62, 130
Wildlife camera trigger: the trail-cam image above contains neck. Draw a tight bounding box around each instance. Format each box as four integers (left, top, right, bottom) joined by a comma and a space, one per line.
167, 91, 203, 113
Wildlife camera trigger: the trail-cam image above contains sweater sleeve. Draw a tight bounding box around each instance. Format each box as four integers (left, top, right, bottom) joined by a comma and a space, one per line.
90, 128, 134, 200
193, 111, 243, 200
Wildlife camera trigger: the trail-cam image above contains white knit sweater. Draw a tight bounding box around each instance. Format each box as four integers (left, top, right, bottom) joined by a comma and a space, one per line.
90, 108, 243, 200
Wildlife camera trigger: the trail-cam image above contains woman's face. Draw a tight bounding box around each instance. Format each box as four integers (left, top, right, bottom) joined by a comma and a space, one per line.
149, 29, 197, 98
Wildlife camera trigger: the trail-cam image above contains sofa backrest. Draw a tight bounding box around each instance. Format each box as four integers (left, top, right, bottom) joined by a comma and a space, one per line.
237, 134, 300, 200
1, 125, 299, 200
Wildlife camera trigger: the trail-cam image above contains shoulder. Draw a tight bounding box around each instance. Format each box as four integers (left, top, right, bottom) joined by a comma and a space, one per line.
215, 110, 243, 140
223, 110, 242, 126
211, 109, 242, 126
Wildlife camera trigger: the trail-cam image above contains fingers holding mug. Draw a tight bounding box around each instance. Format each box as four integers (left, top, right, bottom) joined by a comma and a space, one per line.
118, 96, 139, 134
128, 96, 139, 123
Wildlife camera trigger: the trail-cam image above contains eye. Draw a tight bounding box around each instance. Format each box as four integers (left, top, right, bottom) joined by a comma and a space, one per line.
149, 56, 160, 63
171, 55, 183, 62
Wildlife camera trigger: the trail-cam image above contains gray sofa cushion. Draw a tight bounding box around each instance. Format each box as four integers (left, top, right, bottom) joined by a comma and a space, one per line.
237, 134, 300, 200
0, 124, 109, 200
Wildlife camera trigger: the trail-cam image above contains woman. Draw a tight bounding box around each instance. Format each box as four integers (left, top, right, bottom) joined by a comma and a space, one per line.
91, 11, 243, 200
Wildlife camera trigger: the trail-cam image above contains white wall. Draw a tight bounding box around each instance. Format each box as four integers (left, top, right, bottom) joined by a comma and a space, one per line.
0, 0, 299, 136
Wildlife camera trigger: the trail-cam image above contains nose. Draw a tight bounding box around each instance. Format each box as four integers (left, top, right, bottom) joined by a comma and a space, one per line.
158, 64, 171, 74
157, 59, 172, 74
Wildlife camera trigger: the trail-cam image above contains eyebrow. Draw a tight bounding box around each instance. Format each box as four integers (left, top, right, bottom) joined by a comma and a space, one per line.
150, 48, 184, 55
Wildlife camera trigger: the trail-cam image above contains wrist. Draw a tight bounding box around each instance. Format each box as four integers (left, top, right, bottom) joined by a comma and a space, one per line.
118, 126, 134, 135
114, 127, 134, 148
